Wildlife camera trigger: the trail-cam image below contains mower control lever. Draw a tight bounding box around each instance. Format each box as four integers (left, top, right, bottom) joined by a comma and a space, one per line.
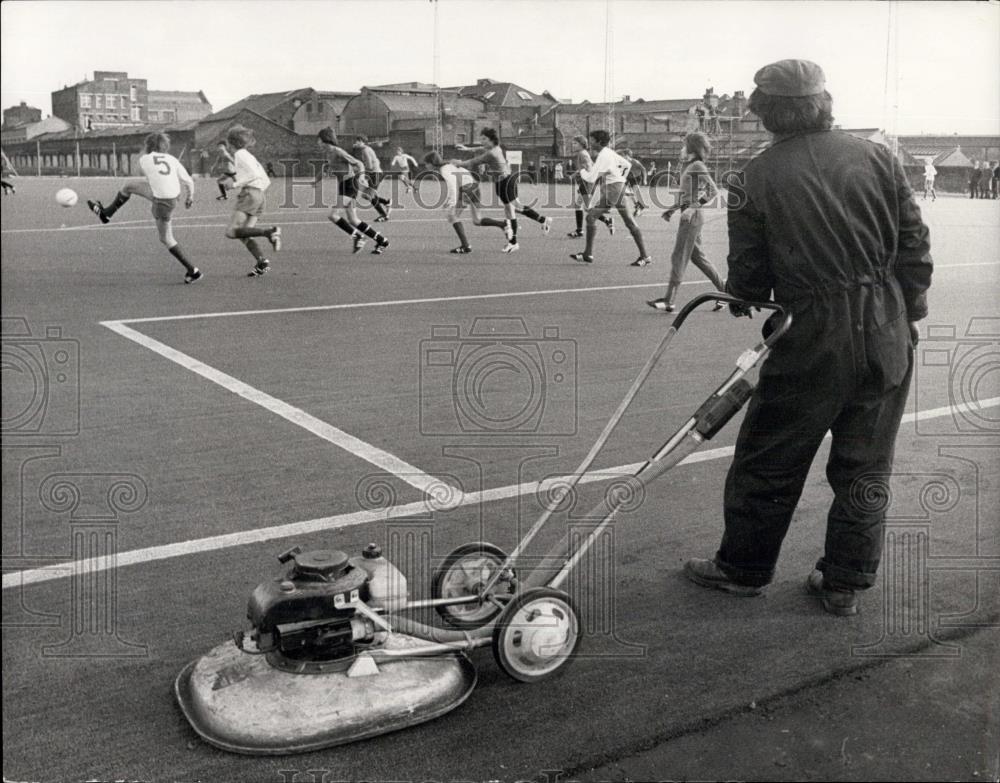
277, 546, 302, 564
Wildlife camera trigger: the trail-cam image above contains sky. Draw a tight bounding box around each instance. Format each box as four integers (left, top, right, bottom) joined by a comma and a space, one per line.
2, 0, 998, 135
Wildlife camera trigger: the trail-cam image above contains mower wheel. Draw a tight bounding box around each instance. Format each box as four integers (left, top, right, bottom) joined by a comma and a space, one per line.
432, 542, 516, 629
492, 587, 581, 683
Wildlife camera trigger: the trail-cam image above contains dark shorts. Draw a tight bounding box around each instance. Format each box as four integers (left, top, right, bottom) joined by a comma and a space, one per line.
626, 173, 641, 186
577, 180, 594, 199
495, 174, 519, 205
235, 187, 266, 217
459, 183, 481, 207
337, 176, 360, 200
150, 197, 178, 221
366, 172, 383, 189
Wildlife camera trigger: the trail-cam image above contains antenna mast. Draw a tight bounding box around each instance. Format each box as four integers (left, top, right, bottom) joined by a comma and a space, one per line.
432, 0, 444, 154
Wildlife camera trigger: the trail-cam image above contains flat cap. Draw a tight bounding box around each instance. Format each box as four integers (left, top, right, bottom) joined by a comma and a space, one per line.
753, 59, 826, 97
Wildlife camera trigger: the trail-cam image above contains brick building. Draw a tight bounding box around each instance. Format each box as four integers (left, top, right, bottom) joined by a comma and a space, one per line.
3, 101, 42, 129
51, 71, 210, 131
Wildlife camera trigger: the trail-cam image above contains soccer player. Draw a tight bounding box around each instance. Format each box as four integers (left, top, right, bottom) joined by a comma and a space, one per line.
222, 125, 282, 277
570, 130, 651, 267
454, 128, 552, 253
567, 135, 613, 238
623, 149, 648, 216
1, 148, 17, 195
353, 136, 392, 222
317, 127, 389, 255
922, 160, 937, 201
422, 150, 509, 253
86, 132, 201, 283
212, 140, 236, 200
389, 146, 419, 193
647, 132, 725, 311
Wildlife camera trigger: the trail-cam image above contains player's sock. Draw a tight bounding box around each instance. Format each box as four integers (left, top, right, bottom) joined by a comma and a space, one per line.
373, 200, 388, 219
356, 221, 386, 244
168, 244, 195, 273
103, 191, 130, 219
511, 219, 519, 242
231, 226, 273, 239
243, 238, 266, 263
452, 221, 470, 248
584, 222, 597, 257
518, 206, 545, 224
332, 216, 355, 235
479, 217, 506, 229
217, 183, 228, 198
575, 210, 584, 232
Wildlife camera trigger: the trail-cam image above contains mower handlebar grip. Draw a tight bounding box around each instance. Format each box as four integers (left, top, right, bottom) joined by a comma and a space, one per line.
671, 293, 792, 348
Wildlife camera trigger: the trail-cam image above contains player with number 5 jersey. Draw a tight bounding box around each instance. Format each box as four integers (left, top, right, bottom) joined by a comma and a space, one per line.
87, 132, 203, 283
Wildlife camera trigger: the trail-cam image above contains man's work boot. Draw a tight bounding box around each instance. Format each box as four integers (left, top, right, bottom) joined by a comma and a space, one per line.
806, 569, 858, 616
683, 558, 763, 597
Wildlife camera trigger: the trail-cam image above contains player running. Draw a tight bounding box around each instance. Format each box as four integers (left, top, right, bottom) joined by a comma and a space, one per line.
1, 148, 17, 195
567, 135, 613, 238
389, 146, 419, 193
454, 128, 552, 253
212, 140, 237, 200
222, 125, 282, 277
922, 160, 937, 201
647, 132, 725, 311
570, 130, 651, 267
423, 151, 509, 253
353, 136, 392, 222
86, 132, 201, 283
317, 127, 389, 255
623, 149, 648, 216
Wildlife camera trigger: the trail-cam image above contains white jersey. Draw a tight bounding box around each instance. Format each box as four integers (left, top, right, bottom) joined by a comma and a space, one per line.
579, 147, 631, 185
440, 163, 475, 208
138, 152, 193, 199
232, 148, 271, 191
390, 153, 417, 172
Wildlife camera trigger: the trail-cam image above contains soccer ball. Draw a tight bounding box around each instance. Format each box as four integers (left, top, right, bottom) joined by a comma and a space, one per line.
55, 188, 78, 208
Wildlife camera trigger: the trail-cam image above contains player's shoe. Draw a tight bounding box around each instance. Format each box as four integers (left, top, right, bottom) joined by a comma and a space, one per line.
633, 204, 646, 218
268, 227, 282, 252
184, 268, 203, 284
371, 239, 389, 255
247, 260, 270, 277
374, 215, 388, 223
352, 233, 366, 254
542, 217, 553, 234
566, 229, 583, 238
450, 246, 473, 254
216, 194, 228, 201
646, 298, 674, 312
570, 253, 594, 264
502, 241, 520, 254
504, 223, 514, 242
630, 256, 652, 267
87, 199, 110, 224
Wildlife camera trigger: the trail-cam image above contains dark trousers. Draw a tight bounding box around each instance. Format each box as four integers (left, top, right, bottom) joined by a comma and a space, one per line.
716, 351, 913, 590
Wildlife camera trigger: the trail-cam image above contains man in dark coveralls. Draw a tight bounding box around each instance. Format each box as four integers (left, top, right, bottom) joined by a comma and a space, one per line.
684, 60, 933, 615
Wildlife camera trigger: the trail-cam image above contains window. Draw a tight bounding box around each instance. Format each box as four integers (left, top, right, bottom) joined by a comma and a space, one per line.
95, 95, 103, 108
456, 133, 467, 144
106, 95, 116, 109
131, 106, 141, 121
149, 111, 158, 121
80, 94, 91, 108
130, 85, 137, 102
517, 90, 533, 100
483, 91, 496, 100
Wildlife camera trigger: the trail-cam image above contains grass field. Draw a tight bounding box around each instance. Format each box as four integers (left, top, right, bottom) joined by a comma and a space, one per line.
2, 176, 999, 781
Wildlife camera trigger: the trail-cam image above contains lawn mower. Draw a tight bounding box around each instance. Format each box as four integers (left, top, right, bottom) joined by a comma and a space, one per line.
174, 292, 791, 754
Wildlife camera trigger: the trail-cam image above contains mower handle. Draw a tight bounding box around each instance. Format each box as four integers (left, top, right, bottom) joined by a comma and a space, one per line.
671, 292, 792, 349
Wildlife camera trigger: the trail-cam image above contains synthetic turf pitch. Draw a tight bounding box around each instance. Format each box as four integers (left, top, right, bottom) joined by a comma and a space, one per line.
3, 176, 998, 781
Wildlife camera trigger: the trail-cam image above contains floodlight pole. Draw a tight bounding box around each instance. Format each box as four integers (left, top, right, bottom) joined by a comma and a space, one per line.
432, 0, 444, 154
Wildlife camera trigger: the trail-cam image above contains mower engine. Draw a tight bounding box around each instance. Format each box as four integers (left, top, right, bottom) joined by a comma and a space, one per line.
237, 543, 406, 668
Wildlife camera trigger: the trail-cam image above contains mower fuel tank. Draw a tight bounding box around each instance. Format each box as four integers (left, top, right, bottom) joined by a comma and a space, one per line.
351, 543, 408, 610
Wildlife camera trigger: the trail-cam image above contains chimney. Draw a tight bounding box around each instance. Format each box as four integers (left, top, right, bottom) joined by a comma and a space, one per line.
734, 90, 747, 116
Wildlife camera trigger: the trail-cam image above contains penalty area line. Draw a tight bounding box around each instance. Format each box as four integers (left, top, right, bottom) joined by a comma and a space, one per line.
3, 396, 997, 591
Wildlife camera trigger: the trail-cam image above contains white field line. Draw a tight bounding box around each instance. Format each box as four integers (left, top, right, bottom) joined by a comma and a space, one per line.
100, 321, 458, 500
3, 397, 997, 591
